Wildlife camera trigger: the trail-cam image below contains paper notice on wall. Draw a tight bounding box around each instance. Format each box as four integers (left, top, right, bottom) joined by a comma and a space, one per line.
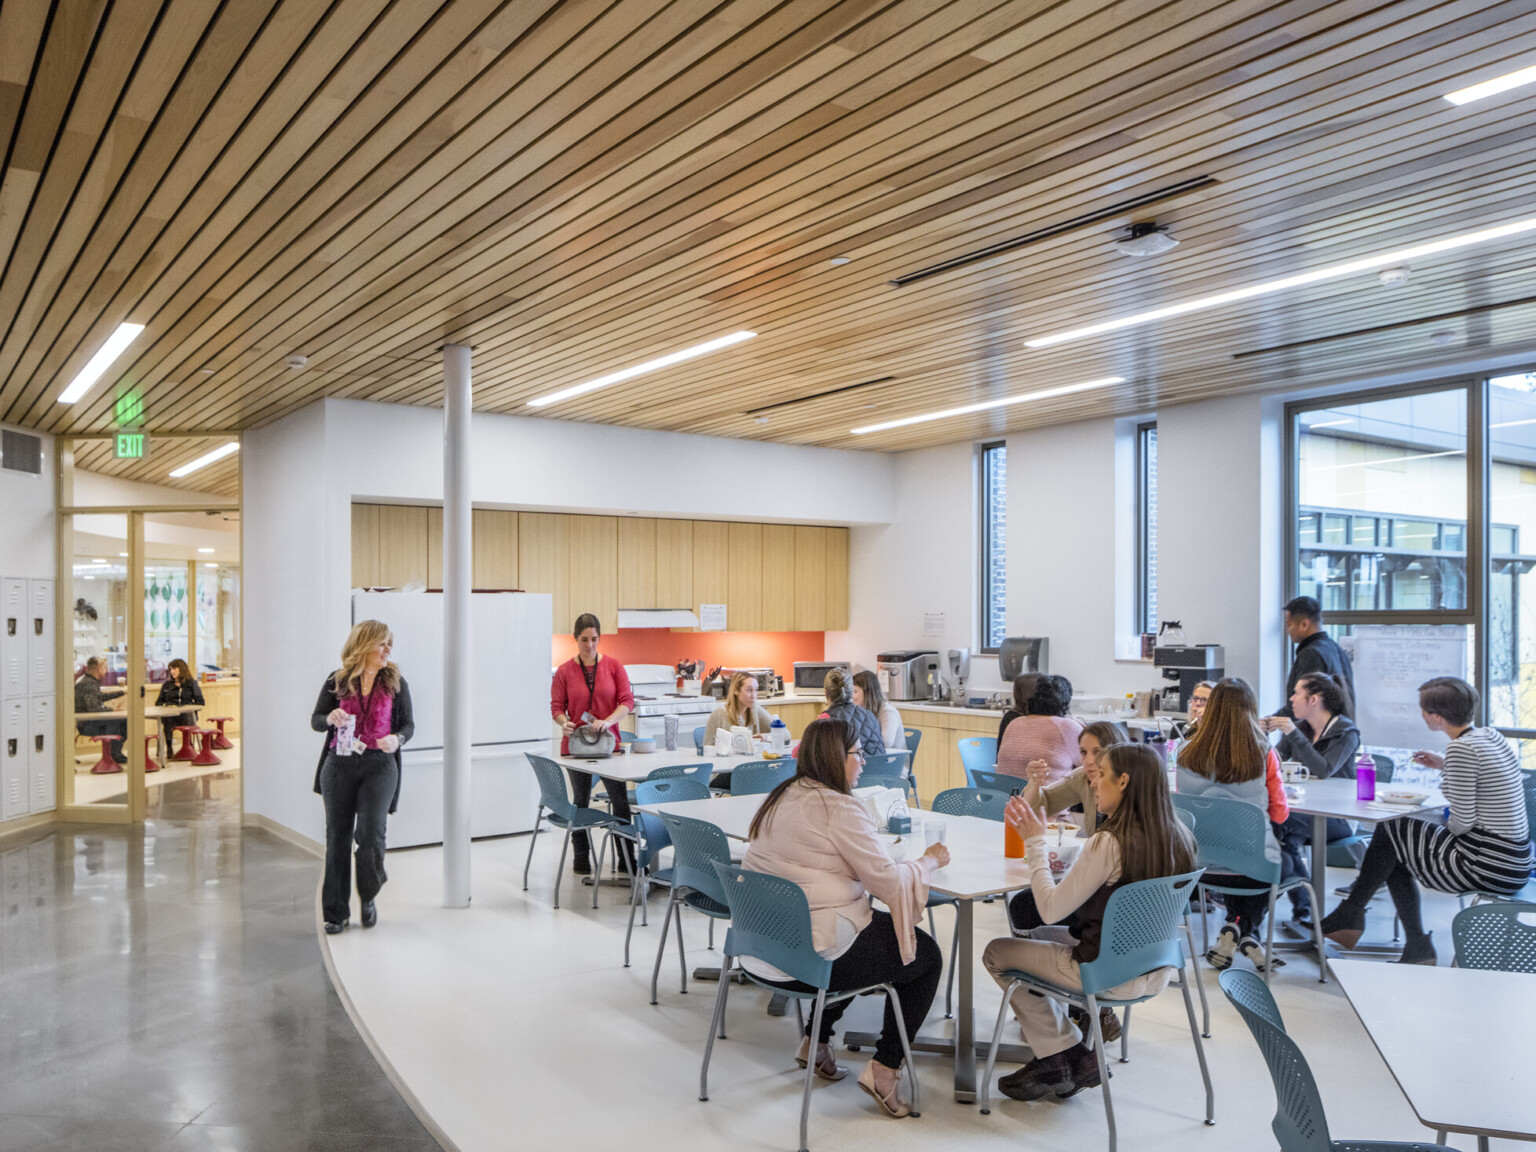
700, 603, 727, 631
923, 612, 945, 638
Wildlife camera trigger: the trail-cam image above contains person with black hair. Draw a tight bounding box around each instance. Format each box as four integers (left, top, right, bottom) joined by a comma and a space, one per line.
995, 673, 1081, 786
1279, 596, 1354, 717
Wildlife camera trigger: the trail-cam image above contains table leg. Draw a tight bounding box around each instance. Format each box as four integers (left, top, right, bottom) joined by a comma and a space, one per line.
954, 897, 976, 1101
1310, 814, 1328, 929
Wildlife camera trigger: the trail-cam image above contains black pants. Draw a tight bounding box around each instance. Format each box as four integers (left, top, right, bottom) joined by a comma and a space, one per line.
160, 713, 198, 755
320, 751, 397, 924
1277, 813, 1355, 914
566, 769, 636, 871
79, 719, 128, 762
1339, 823, 1427, 938
760, 911, 943, 1069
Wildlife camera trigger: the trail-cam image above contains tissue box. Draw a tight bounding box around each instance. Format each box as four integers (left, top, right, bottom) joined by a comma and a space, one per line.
887, 814, 911, 835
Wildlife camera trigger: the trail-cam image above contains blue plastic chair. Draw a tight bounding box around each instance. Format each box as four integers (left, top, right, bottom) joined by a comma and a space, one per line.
1172, 792, 1326, 984
703, 862, 920, 1152
522, 754, 628, 910
1453, 769, 1536, 909
1170, 806, 1212, 1037
930, 786, 1010, 822
1451, 901, 1536, 972
859, 752, 916, 802
617, 730, 637, 744
968, 769, 1025, 796
904, 727, 923, 804
958, 736, 998, 785
980, 870, 1214, 1152
650, 812, 735, 1005
693, 725, 706, 755
644, 762, 715, 787
729, 759, 797, 796
1219, 969, 1455, 1152
621, 778, 714, 965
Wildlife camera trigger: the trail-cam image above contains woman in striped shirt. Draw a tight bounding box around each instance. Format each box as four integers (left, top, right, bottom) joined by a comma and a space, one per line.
1322, 677, 1532, 965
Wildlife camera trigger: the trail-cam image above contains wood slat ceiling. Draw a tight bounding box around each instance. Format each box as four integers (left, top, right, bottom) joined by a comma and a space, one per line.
2, 0, 1536, 495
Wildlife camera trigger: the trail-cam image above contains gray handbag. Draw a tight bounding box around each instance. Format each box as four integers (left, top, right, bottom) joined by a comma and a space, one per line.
567, 724, 616, 759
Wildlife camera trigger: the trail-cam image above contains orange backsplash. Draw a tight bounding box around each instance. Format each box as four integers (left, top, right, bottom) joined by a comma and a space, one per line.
550, 631, 826, 677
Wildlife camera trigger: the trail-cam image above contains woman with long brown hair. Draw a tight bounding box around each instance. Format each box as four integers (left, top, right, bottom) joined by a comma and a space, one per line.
982, 743, 1196, 1101
310, 620, 414, 935
155, 657, 205, 752
743, 718, 947, 1119
703, 671, 773, 746
1175, 677, 1289, 971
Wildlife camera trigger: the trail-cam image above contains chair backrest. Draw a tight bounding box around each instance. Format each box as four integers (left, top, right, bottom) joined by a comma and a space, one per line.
617, 730, 637, 743
1217, 967, 1287, 1033
1174, 807, 1196, 832
1451, 902, 1536, 972
631, 810, 670, 869
957, 736, 997, 783
644, 762, 714, 786
1220, 968, 1333, 1152
930, 787, 1010, 822
1523, 770, 1536, 866
1370, 753, 1394, 784
904, 727, 921, 759
968, 769, 1024, 796
1170, 793, 1280, 884
527, 754, 577, 821
693, 726, 706, 754
729, 759, 797, 796
864, 752, 909, 778
712, 862, 832, 990
1079, 870, 1204, 995
635, 778, 711, 806
656, 812, 734, 905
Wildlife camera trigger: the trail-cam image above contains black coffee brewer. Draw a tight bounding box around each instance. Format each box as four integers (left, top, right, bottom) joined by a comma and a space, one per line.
1152, 622, 1224, 713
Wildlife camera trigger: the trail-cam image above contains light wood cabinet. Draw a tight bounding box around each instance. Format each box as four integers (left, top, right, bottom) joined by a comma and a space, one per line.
761, 524, 796, 632
727, 523, 763, 632
769, 700, 821, 738
617, 517, 657, 609
519, 513, 570, 632
692, 521, 729, 618
793, 525, 826, 631
427, 507, 443, 588
473, 509, 519, 589
351, 503, 380, 587
824, 527, 849, 631
655, 519, 693, 610
376, 506, 428, 588
567, 515, 618, 630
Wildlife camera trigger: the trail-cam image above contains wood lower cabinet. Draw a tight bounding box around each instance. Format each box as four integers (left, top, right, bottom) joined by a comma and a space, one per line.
897, 708, 1000, 807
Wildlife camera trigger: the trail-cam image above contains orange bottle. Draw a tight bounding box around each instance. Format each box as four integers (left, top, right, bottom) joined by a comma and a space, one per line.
1004, 820, 1025, 859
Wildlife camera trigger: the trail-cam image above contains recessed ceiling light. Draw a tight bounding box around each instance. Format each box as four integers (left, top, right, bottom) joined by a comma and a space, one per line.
526, 331, 756, 407
851, 377, 1123, 435
198, 547, 215, 553
204, 562, 218, 568
119, 552, 129, 557
199, 368, 215, 374
58, 323, 145, 403
1444, 62, 1536, 105
83, 575, 94, 580
753, 416, 769, 425
92, 558, 106, 563
1023, 216, 1536, 349
1430, 330, 1456, 345
829, 256, 851, 266
169, 442, 239, 478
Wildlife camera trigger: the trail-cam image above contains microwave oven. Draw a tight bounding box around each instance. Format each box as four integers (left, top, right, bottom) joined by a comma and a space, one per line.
792, 661, 850, 691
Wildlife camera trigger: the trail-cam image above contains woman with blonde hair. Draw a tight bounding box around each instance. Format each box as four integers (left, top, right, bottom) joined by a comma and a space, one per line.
310, 620, 414, 935
703, 671, 773, 746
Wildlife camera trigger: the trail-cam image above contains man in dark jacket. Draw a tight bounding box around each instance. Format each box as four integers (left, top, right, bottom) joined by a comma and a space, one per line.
75, 656, 127, 764
1278, 596, 1355, 718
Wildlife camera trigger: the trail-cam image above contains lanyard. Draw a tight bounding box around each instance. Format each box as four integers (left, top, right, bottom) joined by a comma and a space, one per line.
580, 657, 598, 698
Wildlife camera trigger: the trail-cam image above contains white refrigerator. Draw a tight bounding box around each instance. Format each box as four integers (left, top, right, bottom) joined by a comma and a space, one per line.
351, 590, 552, 848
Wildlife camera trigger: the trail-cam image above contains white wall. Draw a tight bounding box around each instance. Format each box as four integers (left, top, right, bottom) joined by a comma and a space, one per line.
0, 426, 55, 578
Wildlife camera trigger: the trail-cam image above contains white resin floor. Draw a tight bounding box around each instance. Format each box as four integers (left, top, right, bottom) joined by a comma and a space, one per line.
324, 831, 1481, 1152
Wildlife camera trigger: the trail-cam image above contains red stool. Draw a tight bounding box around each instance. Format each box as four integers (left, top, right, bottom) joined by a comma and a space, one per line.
190, 729, 222, 767
172, 725, 200, 761
144, 733, 162, 773
206, 717, 234, 750
89, 735, 123, 774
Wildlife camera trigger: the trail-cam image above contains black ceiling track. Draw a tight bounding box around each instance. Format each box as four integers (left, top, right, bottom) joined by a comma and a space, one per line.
744, 376, 898, 416
1233, 294, 1536, 359
887, 175, 1218, 287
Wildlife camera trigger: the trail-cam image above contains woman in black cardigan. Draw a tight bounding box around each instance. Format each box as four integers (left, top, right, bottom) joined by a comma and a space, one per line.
155, 658, 205, 752
311, 620, 414, 935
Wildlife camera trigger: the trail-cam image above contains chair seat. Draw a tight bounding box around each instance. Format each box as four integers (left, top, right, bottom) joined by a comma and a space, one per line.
1455, 878, 1536, 904
547, 809, 624, 831
1002, 965, 1179, 1010
1199, 872, 1305, 896
926, 892, 958, 907
738, 970, 898, 1002
682, 890, 731, 918
1331, 1141, 1458, 1151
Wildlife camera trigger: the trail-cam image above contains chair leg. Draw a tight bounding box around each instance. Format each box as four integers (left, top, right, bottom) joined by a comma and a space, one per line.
1118, 1005, 1131, 1063
1199, 888, 1211, 953
1303, 880, 1327, 984
716, 957, 731, 1039
800, 991, 827, 1152
624, 867, 645, 968
700, 951, 734, 1101
795, 998, 805, 1033
552, 829, 572, 910
944, 909, 960, 1018
979, 977, 1018, 1115
708, 916, 715, 951
1435, 1130, 1447, 1144
591, 831, 610, 910
882, 983, 920, 1117
1178, 963, 1216, 1126
1184, 915, 1212, 1037
1085, 993, 1117, 1152
521, 808, 543, 891
651, 893, 679, 1005
676, 905, 689, 994
1262, 887, 1278, 986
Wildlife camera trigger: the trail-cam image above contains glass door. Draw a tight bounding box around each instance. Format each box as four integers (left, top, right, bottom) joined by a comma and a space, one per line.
62, 512, 133, 816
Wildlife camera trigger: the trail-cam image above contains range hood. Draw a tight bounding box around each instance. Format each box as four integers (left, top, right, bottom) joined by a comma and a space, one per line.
617, 608, 701, 629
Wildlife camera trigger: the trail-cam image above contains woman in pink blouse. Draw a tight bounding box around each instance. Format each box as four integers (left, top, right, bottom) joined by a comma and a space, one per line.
549, 613, 635, 876
995, 673, 1083, 786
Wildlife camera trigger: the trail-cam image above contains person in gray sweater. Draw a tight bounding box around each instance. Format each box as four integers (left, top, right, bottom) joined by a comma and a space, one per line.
820, 668, 885, 759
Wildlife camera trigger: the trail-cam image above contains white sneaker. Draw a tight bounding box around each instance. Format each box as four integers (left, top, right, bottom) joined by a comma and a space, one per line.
1204, 924, 1239, 971
1238, 934, 1286, 972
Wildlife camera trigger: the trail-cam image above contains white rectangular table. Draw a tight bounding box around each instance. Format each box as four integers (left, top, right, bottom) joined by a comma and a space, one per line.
1332, 959, 1536, 1149
637, 791, 1031, 1101
550, 749, 785, 783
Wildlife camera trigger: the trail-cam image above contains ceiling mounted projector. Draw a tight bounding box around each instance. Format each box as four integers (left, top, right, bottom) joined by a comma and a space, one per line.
1114, 222, 1179, 257
1378, 266, 1412, 287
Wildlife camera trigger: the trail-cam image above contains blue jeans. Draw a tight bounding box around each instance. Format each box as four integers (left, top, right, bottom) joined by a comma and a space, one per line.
1278, 812, 1355, 914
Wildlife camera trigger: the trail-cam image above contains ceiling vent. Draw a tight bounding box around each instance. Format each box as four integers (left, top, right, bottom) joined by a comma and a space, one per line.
1, 429, 42, 475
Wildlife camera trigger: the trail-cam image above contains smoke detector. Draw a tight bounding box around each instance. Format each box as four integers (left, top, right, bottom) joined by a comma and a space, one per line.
1114, 222, 1179, 257
1430, 330, 1456, 345
1378, 267, 1412, 287
286, 353, 308, 369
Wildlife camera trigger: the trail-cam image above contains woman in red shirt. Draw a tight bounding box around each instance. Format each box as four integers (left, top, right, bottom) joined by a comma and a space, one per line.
550, 613, 636, 876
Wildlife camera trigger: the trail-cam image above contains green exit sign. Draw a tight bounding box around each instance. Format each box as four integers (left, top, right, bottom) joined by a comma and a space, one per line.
114, 431, 149, 460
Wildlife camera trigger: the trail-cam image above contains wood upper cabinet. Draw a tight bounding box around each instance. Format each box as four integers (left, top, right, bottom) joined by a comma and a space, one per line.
427, 507, 443, 588
727, 523, 763, 632
793, 525, 826, 631
692, 521, 729, 618
519, 513, 570, 633
351, 503, 380, 587
474, 509, 519, 589
824, 527, 849, 631
376, 505, 429, 588
761, 524, 796, 631
617, 517, 657, 609
567, 515, 618, 630
655, 519, 693, 611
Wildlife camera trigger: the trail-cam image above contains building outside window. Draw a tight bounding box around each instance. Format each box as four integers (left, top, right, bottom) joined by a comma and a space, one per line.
1137, 422, 1159, 635
981, 442, 1006, 652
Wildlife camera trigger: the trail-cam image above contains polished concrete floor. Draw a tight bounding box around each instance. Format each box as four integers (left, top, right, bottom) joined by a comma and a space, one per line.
0, 772, 438, 1152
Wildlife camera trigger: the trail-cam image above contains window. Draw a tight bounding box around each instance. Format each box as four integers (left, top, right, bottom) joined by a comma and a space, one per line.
1136, 422, 1159, 634
980, 442, 1007, 652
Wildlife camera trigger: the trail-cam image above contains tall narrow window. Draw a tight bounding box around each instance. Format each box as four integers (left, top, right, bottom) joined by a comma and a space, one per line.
981, 441, 1007, 652
1137, 422, 1159, 635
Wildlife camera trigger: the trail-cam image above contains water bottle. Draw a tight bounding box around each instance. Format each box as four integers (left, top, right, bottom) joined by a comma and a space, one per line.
1355, 750, 1376, 802
770, 714, 789, 752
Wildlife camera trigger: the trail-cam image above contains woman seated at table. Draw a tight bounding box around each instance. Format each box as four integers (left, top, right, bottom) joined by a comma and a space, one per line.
1263, 671, 1360, 926
1322, 676, 1532, 966
155, 658, 205, 752
1170, 679, 1214, 741
820, 668, 885, 759
704, 672, 773, 745
996, 673, 1082, 786
982, 743, 1196, 1101
743, 718, 948, 1118
854, 670, 905, 752
1176, 677, 1289, 973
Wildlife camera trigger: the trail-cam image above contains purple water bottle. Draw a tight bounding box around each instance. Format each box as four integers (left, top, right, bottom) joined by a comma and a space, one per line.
1355, 751, 1376, 801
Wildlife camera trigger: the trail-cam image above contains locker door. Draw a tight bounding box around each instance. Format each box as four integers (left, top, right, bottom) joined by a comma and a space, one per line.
27, 579, 53, 697
0, 577, 24, 699
28, 695, 54, 813
1, 698, 26, 821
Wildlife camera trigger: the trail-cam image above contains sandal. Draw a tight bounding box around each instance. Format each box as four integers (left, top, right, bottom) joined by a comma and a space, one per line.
795, 1036, 848, 1081
857, 1059, 912, 1118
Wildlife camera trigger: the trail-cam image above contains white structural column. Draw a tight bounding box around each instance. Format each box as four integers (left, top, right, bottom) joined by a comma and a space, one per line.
442, 344, 473, 907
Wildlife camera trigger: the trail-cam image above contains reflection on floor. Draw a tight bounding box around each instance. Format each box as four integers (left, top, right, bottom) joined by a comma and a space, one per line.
326, 832, 1475, 1152
0, 774, 438, 1152
72, 737, 242, 806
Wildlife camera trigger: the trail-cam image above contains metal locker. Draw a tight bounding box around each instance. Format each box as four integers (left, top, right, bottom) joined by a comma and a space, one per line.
0, 577, 24, 699
29, 695, 54, 813
27, 579, 53, 697
1, 698, 25, 822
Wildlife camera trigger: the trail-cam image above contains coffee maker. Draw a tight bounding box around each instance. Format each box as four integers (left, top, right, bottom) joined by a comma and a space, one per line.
1153, 641, 1224, 713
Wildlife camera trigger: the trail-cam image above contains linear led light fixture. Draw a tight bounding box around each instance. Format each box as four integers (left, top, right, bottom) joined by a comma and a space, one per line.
1445, 62, 1536, 105
1023, 217, 1536, 349
527, 330, 756, 408
169, 442, 239, 477
58, 323, 145, 403
851, 376, 1123, 435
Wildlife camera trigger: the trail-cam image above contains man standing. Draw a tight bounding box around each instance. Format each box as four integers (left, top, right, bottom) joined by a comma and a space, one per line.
1279, 596, 1355, 717
75, 656, 127, 765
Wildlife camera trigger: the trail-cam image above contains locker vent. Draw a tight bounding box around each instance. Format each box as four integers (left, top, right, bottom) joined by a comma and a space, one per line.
1, 429, 42, 475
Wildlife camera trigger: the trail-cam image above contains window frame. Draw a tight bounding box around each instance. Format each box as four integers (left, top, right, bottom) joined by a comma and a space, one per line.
1135, 420, 1158, 636
979, 440, 1007, 654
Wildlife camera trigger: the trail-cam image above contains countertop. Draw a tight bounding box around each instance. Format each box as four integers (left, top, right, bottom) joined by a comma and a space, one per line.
759, 692, 1178, 730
